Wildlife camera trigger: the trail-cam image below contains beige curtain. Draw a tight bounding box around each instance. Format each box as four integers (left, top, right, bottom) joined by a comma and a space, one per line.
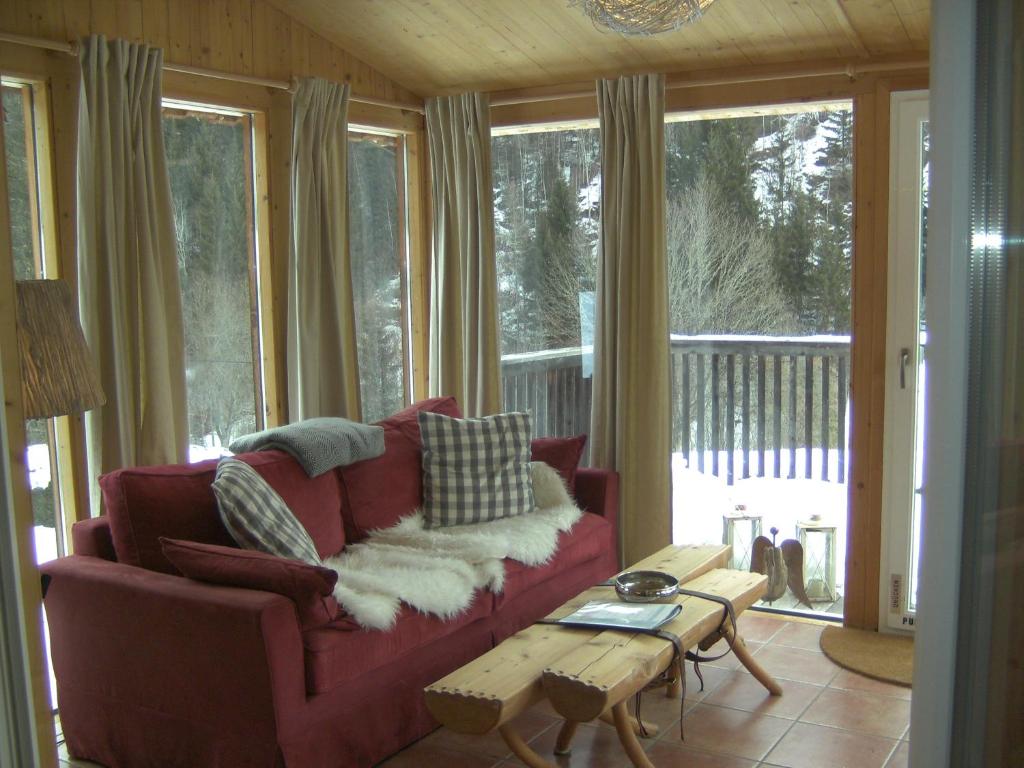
591, 74, 672, 565
77, 35, 187, 506
287, 77, 362, 421
425, 93, 501, 417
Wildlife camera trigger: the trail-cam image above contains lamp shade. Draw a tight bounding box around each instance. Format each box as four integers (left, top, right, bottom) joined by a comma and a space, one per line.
15, 279, 105, 419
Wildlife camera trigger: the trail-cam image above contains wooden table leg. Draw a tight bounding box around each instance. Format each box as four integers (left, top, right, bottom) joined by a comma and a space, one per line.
554, 719, 579, 755
723, 620, 783, 696
611, 701, 656, 768
499, 724, 557, 768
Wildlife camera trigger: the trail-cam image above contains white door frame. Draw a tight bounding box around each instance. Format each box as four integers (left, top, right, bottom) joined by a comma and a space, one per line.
879, 90, 929, 634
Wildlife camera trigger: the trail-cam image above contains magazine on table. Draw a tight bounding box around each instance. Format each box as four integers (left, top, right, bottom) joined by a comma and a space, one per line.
554, 600, 682, 631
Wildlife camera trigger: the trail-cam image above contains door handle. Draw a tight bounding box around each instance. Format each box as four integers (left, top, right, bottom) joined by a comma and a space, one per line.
899, 348, 910, 389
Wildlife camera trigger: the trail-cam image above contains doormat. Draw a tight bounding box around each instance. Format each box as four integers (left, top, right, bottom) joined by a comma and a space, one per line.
820, 625, 913, 687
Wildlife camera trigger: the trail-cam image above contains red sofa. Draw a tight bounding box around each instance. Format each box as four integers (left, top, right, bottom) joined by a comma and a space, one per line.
40, 398, 619, 767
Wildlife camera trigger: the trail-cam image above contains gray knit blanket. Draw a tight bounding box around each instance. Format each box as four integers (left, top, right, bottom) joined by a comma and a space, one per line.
229, 418, 385, 477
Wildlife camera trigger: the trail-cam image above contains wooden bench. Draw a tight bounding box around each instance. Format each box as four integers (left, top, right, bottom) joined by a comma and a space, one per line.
424, 545, 782, 768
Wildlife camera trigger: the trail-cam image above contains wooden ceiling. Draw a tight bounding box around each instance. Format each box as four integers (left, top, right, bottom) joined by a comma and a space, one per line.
265, 0, 929, 97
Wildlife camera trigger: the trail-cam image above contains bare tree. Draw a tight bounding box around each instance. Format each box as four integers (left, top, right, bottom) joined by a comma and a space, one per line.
668, 175, 795, 336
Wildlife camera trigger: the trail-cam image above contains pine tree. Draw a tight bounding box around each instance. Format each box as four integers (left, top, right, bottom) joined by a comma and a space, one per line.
808, 109, 853, 333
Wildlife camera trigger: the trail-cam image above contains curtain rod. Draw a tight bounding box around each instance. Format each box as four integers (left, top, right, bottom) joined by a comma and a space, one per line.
489, 57, 930, 108
0, 31, 426, 114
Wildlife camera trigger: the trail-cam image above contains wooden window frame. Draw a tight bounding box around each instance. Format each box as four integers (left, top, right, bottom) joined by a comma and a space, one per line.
2, 75, 80, 555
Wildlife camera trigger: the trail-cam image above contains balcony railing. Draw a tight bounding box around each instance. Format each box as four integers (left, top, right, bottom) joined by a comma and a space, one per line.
501, 334, 851, 486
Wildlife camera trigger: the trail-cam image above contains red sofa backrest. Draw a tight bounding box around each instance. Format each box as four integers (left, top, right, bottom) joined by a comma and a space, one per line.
100, 450, 344, 574
337, 396, 462, 541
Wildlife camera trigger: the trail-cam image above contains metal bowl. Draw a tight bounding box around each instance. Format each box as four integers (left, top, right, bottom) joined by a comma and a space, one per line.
613, 570, 679, 603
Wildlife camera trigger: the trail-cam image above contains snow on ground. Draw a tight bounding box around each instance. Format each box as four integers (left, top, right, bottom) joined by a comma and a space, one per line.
27, 443, 51, 490
672, 449, 848, 593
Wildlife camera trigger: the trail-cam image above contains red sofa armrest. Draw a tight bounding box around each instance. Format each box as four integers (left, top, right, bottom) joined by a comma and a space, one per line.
573, 468, 619, 534
40, 555, 308, 749
71, 516, 116, 560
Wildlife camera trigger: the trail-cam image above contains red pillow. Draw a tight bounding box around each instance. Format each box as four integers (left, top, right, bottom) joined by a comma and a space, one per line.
531, 434, 588, 489
338, 397, 463, 541
159, 538, 340, 630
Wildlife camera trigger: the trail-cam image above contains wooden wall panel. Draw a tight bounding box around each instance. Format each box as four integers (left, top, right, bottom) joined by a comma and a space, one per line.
0, 0, 423, 103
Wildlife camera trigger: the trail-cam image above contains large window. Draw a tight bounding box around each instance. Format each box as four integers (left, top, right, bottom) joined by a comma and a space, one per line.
348, 130, 409, 423
666, 104, 854, 617
162, 104, 264, 460
492, 125, 600, 438
3, 81, 64, 564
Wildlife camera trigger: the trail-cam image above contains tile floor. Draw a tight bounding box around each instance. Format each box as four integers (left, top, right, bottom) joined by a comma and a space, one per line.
57, 615, 912, 768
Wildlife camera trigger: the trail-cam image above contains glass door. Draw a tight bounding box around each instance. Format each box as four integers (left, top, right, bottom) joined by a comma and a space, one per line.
881, 90, 929, 632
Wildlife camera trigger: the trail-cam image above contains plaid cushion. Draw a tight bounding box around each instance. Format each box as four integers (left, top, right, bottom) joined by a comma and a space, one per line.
212, 458, 322, 565
418, 411, 534, 528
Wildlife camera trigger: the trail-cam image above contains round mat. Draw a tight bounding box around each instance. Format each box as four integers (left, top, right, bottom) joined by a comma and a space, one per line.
819, 625, 913, 687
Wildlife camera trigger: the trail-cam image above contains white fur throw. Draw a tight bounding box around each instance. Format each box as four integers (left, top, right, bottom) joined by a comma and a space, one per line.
324, 461, 582, 630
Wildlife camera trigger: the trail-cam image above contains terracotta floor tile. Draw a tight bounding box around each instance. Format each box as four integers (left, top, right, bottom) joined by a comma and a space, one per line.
886, 741, 910, 768
685, 662, 734, 702
703, 638, 765, 670
799, 687, 910, 739
735, 613, 789, 643
645, 740, 759, 767
828, 669, 913, 701
425, 708, 557, 760
378, 739, 500, 767
771, 622, 826, 651
764, 721, 898, 768
704, 670, 824, 719
527, 722, 632, 768
674, 703, 791, 761
626, 687, 688, 734
745, 644, 840, 686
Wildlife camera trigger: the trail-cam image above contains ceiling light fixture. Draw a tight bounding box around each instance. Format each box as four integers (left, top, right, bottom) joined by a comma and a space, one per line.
571, 0, 714, 36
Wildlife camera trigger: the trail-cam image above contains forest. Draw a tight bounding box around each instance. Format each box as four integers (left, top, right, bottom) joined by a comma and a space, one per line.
492, 106, 855, 356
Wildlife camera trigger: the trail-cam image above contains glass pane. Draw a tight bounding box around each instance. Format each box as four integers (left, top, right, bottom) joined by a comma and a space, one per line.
348, 133, 407, 423
666, 106, 853, 618
492, 127, 601, 439
3, 85, 36, 280
909, 119, 930, 614
163, 108, 261, 460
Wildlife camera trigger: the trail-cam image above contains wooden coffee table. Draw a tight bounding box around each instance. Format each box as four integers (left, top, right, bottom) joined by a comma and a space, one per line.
424, 545, 782, 768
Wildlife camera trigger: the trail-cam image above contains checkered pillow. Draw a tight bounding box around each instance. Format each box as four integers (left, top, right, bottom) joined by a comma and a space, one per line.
418, 411, 534, 528
212, 458, 322, 565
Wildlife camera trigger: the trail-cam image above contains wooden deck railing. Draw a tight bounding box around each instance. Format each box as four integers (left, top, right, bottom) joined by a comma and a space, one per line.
501, 334, 851, 485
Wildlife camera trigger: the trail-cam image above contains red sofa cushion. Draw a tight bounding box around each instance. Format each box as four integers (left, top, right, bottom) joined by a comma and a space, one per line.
531, 434, 588, 489
102, 450, 344, 574
302, 595, 490, 694
160, 538, 340, 630
338, 397, 462, 541
495, 512, 614, 608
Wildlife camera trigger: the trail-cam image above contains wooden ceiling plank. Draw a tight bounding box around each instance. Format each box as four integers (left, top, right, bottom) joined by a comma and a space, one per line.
890, 0, 930, 47
457, 3, 581, 89
840, 0, 914, 53
774, 1, 846, 61
828, 0, 871, 58
255, 0, 929, 96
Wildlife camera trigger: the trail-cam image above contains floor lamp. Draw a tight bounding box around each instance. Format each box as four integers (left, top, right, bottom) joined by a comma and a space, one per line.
12, 278, 104, 764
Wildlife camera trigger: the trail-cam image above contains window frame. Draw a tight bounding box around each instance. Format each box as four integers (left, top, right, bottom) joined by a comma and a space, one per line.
2, 75, 78, 556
